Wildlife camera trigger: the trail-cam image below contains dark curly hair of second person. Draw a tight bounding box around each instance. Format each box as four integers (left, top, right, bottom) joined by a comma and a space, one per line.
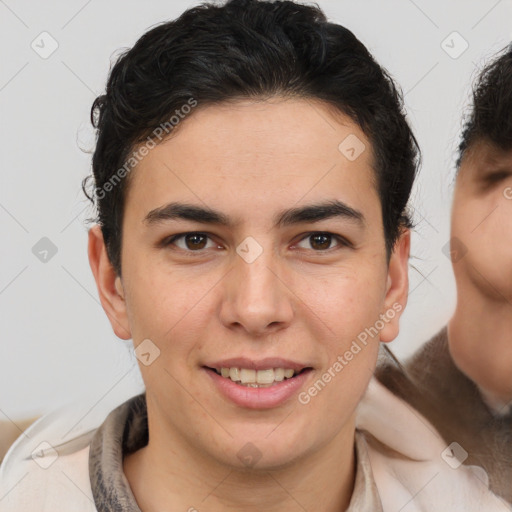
83, 0, 419, 277
457, 44, 512, 168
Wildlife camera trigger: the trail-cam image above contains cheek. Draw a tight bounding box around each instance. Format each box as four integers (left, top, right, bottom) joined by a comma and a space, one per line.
122, 259, 213, 349
452, 201, 512, 294
301, 265, 387, 345
475, 222, 512, 295
290, 271, 384, 440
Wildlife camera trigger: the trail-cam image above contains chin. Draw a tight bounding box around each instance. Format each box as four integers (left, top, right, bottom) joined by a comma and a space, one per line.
230, 446, 309, 473
220, 427, 315, 471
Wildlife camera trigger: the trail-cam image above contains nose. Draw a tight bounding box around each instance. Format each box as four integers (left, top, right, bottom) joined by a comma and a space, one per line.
219, 245, 294, 336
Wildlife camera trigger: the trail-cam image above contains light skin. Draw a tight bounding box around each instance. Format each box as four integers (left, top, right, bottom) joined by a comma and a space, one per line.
448, 139, 512, 407
88, 97, 410, 511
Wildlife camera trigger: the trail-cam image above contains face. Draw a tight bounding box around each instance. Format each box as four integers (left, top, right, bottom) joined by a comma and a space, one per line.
449, 139, 512, 395
452, 140, 512, 301
89, 98, 409, 471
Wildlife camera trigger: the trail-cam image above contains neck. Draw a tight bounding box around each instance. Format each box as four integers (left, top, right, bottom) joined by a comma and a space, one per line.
124, 408, 356, 511
448, 283, 512, 408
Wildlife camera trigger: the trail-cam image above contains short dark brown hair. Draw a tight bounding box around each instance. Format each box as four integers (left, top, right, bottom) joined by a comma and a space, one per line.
83, 0, 419, 276
457, 44, 512, 167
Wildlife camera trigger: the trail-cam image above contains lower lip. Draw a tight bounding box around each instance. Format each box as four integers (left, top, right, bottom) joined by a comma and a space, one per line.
204, 368, 313, 409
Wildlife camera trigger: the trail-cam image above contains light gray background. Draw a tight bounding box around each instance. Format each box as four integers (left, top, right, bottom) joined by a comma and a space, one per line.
1, 0, 511, 419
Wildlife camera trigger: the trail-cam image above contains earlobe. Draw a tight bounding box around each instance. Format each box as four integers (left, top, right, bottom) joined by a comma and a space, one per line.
88, 225, 131, 340
380, 229, 410, 343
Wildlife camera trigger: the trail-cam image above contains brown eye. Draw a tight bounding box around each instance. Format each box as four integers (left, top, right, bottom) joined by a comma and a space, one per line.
295, 232, 347, 251
166, 232, 216, 251
310, 233, 332, 250
184, 233, 208, 250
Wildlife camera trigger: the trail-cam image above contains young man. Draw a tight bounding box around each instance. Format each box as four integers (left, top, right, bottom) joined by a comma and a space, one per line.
376, 46, 512, 503
0, 1, 508, 510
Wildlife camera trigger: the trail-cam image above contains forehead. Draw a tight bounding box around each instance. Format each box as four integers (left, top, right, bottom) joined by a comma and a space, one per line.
124, 98, 378, 222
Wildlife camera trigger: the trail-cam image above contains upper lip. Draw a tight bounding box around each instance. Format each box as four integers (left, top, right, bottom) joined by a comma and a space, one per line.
204, 357, 311, 372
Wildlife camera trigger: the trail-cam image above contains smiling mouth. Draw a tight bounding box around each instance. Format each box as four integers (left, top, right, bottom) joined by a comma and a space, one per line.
204, 366, 312, 387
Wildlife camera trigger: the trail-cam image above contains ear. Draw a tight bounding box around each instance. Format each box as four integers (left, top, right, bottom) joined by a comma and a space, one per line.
379, 228, 410, 343
88, 224, 131, 340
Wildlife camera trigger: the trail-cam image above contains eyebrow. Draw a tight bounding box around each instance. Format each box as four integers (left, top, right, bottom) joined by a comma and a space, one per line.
480, 163, 512, 175
143, 199, 365, 228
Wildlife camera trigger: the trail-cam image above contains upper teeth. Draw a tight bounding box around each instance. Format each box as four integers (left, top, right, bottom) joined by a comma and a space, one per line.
217, 367, 296, 384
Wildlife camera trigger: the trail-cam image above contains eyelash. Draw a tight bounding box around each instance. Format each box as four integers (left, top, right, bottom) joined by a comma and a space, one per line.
163, 231, 352, 254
